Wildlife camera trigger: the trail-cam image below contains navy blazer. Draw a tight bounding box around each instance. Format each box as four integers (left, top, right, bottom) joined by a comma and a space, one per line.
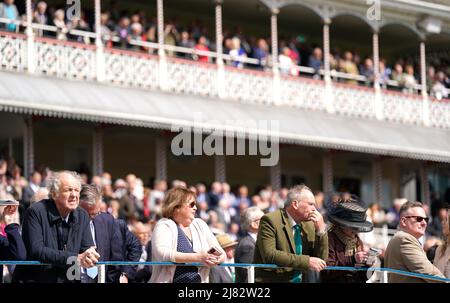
115, 219, 142, 279
234, 234, 256, 283
13, 199, 94, 283
93, 213, 123, 282
0, 223, 27, 283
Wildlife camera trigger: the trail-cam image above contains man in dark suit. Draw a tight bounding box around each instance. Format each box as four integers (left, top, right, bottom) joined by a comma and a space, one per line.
235, 206, 265, 283
13, 171, 99, 283
130, 222, 152, 283
0, 203, 26, 283
79, 184, 124, 283
21, 171, 42, 210
116, 218, 142, 282
254, 184, 328, 283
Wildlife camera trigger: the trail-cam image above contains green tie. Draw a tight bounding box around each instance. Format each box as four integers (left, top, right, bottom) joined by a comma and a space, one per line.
292, 224, 302, 283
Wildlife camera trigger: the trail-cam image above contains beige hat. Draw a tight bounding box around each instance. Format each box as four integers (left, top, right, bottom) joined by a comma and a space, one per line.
216, 233, 237, 249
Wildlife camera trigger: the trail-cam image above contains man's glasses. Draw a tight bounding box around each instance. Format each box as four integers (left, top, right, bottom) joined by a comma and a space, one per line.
404, 216, 429, 223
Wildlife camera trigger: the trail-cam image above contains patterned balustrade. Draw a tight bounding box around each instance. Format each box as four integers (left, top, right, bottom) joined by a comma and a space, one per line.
0, 32, 25, 72
223, 67, 272, 105
382, 92, 424, 126
166, 58, 217, 98
1, 32, 449, 129
104, 49, 159, 90
280, 76, 327, 111
429, 98, 450, 129
35, 38, 96, 80
333, 84, 377, 119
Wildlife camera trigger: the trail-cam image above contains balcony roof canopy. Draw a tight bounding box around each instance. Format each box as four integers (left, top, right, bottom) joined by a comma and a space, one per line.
1, 71, 449, 163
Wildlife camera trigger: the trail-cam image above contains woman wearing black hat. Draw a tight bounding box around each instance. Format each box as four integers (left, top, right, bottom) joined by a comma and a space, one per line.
321, 198, 374, 283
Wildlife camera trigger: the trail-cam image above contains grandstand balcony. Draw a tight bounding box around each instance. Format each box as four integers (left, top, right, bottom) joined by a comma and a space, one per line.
0, 29, 449, 129
0, 0, 449, 206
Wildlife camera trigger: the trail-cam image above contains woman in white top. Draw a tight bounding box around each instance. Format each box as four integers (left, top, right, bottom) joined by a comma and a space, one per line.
150, 186, 225, 283
433, 209, 450, 278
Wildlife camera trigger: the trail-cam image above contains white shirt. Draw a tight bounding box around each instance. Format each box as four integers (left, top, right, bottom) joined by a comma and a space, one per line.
248, 232, 257, 242
286, 209, 298, 236
90, 220, 96, 246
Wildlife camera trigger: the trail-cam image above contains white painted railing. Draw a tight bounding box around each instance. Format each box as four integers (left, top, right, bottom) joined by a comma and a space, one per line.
1, 30, 450, 129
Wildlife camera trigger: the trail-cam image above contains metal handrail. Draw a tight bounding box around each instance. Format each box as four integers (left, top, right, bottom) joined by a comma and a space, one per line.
2, 260, 449, 283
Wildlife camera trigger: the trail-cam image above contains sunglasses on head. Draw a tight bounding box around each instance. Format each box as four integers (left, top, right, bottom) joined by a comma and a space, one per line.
404, 216, 429, 223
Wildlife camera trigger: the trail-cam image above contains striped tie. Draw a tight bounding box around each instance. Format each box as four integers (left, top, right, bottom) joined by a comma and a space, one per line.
292, 224, 302, 283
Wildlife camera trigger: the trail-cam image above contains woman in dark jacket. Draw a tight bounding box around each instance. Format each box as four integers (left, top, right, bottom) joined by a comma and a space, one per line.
1, 203, 27, 283
321, 198, 374, 283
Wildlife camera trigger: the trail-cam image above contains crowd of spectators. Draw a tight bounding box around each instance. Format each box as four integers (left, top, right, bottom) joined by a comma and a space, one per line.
1, 0, 449, 99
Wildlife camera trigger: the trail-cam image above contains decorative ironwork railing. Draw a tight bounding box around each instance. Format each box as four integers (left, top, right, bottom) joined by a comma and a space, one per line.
1, 31, 449, 129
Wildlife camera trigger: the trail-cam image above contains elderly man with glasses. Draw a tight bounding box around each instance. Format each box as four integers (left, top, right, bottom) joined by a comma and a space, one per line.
79, 184, 123, 283
384, 201, 445, 283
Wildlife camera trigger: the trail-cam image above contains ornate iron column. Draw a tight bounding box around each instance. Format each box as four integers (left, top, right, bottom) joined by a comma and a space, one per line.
420, 40, 430, 126
23, 116, 34, 178
92, 126, 104, 176
95, 0, 105, 82
322, 152, 334, 194
26, 0, 35, 73
215, 0, 225, 98
271, 8, 280, 105
323, 18, 334, 114
214, 154, 226, 182
420, 162, 430, 206
270, 161, 281, 191
157, 0, 168, 90
372, 157, 383, 203
155, 137, 167, 181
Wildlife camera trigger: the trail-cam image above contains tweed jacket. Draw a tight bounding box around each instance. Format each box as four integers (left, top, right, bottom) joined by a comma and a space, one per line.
384, 230, 444, 283
253, 208, 328, 283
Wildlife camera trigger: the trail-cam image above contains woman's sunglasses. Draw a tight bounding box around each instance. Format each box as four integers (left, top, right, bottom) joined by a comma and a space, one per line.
404, 216, 429, 223
187, 201, 197, 208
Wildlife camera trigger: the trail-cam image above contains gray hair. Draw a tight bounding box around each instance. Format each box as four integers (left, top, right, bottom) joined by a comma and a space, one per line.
399, 201, 423, 217
240, 206, 264, 232
79, 184, 102, 207
285, 184, 312, 207
47, 170, 82, 198
30, 187, 49, 204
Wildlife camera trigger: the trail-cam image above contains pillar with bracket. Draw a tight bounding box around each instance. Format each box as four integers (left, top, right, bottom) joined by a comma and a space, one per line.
92, 126, 104, 176
270, 161, 281, 191
322, 151, 334, 195
214, 154, 226, 183
157, 0, 168, 91
215, 0, 226, 99
23, 116, 34, 179
95, 0, 105, 82
26, 0, 35, 73
155, 137, 167, 181
322, 18, 334, 114
270, 7, 281, 106
372, 157, 383, 204
420, 40, 430, 127
373, 29, 383, 120
420, 162, 430, 206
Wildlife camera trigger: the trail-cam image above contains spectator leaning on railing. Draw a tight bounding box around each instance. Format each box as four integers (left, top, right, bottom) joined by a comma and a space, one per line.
12, 171, 99, 283
0, 201, 26, 283
254, 184, 328, 283
0, 0, 19, 32
384, 201, 445, 283
433, 207, 450, 278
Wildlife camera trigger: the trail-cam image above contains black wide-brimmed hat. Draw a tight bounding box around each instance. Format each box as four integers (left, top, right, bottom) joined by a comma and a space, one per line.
328, 201, 373, 233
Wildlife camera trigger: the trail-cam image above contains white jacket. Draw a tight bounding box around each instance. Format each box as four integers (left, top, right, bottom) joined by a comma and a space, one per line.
150, 217, 224, 283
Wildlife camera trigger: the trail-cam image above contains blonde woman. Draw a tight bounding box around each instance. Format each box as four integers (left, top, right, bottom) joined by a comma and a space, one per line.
150, 186, 225, 283
433, 209, 450, 278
